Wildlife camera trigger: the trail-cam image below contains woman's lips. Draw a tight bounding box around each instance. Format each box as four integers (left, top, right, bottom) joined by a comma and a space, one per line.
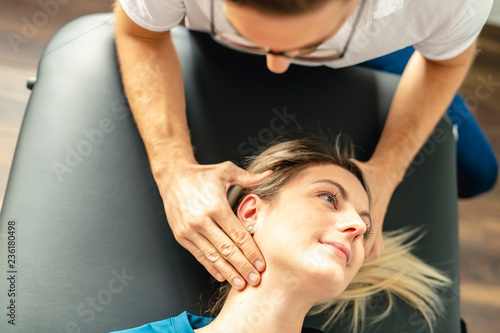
319, 241, 351, 264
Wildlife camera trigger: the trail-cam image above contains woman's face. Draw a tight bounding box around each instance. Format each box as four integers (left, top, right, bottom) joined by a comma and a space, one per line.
238, 163, 371, 299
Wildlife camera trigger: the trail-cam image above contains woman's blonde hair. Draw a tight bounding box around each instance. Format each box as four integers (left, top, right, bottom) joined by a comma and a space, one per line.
214, 135, 451, 333
309, 227, 451, 333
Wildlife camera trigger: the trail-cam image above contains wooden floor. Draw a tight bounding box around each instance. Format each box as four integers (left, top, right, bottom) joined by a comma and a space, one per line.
1, 1, 499, 332
455, 24, 500, 332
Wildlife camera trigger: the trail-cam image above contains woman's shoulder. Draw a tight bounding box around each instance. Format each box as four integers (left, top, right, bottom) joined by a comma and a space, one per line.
110, 311, 213, 333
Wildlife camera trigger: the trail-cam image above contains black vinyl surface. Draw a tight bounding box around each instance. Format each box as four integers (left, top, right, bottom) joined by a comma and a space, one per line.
0, 13, 459, 332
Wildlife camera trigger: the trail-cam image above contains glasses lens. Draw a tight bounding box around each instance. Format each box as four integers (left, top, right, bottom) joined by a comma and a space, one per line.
216, 32, 265, 52
213, 32, 342, 61
294, 48, 342, 61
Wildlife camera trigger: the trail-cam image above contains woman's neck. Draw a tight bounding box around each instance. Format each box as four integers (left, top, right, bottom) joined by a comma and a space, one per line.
195, 268, 318, 333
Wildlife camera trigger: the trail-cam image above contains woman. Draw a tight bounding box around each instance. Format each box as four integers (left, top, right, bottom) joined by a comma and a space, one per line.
112, 136, 450, 333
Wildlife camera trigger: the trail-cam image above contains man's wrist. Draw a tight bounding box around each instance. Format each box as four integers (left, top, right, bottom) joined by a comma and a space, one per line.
148, 141, 197, 179
367, 153, 407, 185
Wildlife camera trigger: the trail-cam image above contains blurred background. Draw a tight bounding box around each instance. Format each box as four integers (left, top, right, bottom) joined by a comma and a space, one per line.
1, 0, 499, 331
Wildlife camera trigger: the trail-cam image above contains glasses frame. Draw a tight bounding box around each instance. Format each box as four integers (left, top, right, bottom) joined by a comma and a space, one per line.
210, 0, 367, 62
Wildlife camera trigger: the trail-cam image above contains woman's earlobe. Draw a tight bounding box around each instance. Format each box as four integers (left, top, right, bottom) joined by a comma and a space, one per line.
236, 194, 261, 233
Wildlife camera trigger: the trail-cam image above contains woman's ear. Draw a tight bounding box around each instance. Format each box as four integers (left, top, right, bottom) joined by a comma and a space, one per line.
236, 194, 262, 234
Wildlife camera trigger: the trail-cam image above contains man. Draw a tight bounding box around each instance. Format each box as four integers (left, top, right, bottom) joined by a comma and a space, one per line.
114, 0, 496, 291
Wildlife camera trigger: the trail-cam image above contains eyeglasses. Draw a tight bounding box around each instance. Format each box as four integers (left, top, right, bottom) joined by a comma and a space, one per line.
210, 0, 366, 62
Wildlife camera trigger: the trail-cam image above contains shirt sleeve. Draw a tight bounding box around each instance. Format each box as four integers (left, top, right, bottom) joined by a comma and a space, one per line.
414, 0, 493, 60
119, 0, 186, 32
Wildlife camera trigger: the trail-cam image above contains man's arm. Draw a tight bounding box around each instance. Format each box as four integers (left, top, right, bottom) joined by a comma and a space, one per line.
359, 42, 477, 259
114, 2, 270, 289
114, 2, 193, 171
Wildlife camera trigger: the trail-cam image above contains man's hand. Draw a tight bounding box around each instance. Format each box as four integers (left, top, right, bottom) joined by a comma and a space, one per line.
353, 45, 477, 260
155, 160, 272, 290
352, 160, 402, 261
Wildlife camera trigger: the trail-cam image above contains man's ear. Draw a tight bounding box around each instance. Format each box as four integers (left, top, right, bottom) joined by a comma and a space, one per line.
236, 194, 262, 234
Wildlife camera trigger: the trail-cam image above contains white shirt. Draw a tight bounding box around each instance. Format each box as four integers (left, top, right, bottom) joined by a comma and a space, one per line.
118, 0, 492, 68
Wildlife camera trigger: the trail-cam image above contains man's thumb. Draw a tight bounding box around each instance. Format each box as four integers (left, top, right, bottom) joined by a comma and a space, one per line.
235, 169, 273, 188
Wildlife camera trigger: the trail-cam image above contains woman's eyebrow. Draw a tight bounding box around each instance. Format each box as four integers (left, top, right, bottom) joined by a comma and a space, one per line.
311, 179, 348, 200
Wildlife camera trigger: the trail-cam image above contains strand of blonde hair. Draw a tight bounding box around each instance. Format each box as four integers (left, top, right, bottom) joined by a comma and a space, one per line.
309, 228, 452, 332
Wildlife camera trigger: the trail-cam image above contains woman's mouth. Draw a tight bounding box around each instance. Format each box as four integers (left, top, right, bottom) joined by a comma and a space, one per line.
319, 240, 351, 264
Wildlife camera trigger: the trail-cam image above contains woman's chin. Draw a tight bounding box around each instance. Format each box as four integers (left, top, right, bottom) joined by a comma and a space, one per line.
300, 264, 347, 297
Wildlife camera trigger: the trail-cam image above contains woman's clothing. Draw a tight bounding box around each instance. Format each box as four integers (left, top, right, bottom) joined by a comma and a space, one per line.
110, 311, 324, 332
110, 312, 212, 333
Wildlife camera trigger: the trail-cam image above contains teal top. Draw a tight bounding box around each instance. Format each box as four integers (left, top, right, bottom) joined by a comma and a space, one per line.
111, 311, 213, 333
111, 311, 323, 333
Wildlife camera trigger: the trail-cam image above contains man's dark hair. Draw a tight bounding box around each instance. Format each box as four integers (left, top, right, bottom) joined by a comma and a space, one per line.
227, 0, 345, 15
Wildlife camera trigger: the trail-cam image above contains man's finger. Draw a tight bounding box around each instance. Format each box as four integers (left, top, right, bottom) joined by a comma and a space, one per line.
201, 221, 262, 287
183, 236, 248, 290
215, 203, 266, 273
182, 238, 225, 281
366, 242, 384, 261
223, 162, 273, 188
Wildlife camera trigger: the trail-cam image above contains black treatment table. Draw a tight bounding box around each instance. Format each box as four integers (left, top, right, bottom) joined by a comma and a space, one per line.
0, 13, 462, 333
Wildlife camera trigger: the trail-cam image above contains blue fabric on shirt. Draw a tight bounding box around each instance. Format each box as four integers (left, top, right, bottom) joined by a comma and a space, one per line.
360, 46, 498, 198
110, 311, 324, 333
110, 311, 213, 333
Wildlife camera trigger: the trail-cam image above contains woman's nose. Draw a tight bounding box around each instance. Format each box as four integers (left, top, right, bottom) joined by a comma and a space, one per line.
339, 212, 367, 238
266, 54, 292, 74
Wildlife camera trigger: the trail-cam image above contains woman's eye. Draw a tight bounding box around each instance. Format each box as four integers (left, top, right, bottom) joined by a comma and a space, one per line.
363, 228, 373, 242
319, 191, 338, 208
323, 196, 335, 205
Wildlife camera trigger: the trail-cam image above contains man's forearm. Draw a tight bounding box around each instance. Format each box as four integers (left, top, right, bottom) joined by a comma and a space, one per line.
114, 3, 195, 178
370, 43, 477, 182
